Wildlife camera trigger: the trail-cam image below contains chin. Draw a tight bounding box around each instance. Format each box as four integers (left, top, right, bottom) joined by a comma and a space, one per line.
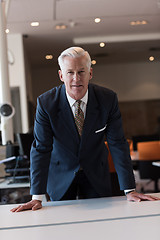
71, 92, 84, 100
70, 87, 87, 99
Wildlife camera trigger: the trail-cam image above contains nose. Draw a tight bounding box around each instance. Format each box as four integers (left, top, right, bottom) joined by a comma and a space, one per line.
73, 72, 79, 81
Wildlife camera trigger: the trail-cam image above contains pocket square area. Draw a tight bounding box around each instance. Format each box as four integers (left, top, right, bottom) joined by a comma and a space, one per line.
95, 125, 107, 133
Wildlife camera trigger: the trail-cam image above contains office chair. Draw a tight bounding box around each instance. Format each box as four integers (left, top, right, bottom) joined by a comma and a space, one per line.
132, 135, 160, 193
16, 133, 34, 159
5, 133, 34, 183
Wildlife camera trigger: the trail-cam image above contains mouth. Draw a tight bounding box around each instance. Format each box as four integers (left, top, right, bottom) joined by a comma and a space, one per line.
71, 84, 83, 88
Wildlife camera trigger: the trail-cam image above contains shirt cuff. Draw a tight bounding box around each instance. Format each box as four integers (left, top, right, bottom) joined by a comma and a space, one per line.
32, 194, 45, 201
124, 189, 135, 195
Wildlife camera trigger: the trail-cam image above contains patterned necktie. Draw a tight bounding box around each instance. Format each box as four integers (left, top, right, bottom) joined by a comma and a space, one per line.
74, 100, 84, 136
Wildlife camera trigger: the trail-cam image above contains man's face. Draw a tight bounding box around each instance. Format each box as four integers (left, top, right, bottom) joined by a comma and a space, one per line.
58, 56, 92, 100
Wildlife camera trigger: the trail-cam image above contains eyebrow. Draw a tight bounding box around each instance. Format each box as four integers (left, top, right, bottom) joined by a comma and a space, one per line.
67, 68, 85, 71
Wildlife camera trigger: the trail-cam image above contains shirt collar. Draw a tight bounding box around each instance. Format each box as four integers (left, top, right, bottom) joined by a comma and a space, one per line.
66, 90, 88, 107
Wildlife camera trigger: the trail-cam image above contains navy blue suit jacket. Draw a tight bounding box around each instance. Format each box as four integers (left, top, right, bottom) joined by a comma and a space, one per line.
30, 83, 135, 200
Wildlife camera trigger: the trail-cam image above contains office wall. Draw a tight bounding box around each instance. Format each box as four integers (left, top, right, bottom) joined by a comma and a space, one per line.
91, 61, 160, 101
91, 61, 160, 137
32, 66, 61, 104
31, 60, 160, 103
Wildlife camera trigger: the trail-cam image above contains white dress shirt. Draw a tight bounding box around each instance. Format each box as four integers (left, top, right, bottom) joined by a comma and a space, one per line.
66, 90, 88, 117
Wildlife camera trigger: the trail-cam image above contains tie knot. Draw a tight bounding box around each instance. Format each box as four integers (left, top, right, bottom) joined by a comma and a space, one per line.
75, 100, 82, 113
76, 100, 81, 107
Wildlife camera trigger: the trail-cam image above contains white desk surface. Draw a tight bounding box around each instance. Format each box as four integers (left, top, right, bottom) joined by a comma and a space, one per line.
0, 179, 30, 189
0, 193, 160, 240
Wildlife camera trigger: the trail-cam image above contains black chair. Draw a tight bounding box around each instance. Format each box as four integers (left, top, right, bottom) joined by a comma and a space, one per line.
16, 133, 34, 159
132, 135, 160, 193
5, 133, 34, 183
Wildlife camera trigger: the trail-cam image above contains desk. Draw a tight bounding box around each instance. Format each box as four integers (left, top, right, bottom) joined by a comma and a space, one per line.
130, 152, 160, 192
0, 194, 160, 240
152, 161, 160, 167
0, 179, 30, 189
0, 179, 30, 204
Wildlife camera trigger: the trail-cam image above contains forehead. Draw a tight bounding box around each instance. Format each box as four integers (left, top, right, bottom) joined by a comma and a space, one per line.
62, 56, 88, 70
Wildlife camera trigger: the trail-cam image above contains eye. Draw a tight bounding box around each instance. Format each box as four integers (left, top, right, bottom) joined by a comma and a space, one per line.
67, 71, 74, 74
78, 70, 85, 74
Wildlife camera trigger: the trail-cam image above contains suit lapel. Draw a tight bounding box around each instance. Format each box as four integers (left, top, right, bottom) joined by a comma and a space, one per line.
58, 85, 80, 144
81, 84, 100, 143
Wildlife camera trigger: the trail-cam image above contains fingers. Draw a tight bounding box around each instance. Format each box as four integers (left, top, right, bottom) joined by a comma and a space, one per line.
127, 191, 160, 202
10, 200, 42, 212
140, 194, 160, 201
127, 193, 141, 202
10, 207, 19, 212
10, 205, 24, 212
11, 203, 32, 212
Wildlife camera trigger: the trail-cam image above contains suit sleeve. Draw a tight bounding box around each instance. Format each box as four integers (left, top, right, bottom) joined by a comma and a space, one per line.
30, 97, 53, 195
106, 93, 136, 190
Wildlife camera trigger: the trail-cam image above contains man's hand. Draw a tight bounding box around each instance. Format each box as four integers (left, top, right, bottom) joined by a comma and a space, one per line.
126, 191, 160, 202
10, 200, 42, 212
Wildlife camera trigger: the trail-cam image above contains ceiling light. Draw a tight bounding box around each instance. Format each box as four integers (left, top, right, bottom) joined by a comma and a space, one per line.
45, 55, 53, 60
95, 18, 101, 23
130, 21, 137, 25
141, 20, 147, 25
5, 29, 9, 33
91, 60, 96, 65
99, 42, 105, 48
149, 56, 154, 62
130, 20, 147, 26
55, 24, 67, 30
31, 22, 39, 27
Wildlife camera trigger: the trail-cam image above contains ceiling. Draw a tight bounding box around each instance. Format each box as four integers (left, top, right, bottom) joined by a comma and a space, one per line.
5, 0, 160, 67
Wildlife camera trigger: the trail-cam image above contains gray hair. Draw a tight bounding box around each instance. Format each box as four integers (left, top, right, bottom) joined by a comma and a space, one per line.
58, 47, 91, 70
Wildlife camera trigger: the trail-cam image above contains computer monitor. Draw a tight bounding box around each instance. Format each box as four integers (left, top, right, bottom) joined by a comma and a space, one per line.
16, 133, 34, 159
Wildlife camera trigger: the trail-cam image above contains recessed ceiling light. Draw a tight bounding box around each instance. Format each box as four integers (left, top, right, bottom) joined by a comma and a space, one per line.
5, 29, 9, 33
45, 55, 53, 60
91, 60, 96, 65
31, 22, 39, 27
95, 18, 101, 23
130, 20, 147, 26
99, 42, 105, 48
55, 24, 67, 30
130, 21, 136, 26
149, 56, 154, 62
141, 20, 147, 25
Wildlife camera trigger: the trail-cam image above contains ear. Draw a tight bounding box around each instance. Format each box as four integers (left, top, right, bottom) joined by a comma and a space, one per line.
58, 70, 64, 82
89, 68, 93, 80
